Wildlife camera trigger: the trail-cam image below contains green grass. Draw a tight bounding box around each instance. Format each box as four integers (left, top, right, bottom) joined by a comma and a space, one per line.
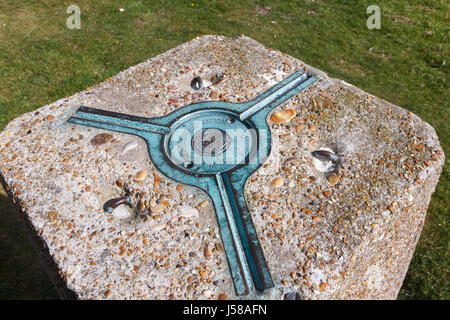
0, 0, 448, 299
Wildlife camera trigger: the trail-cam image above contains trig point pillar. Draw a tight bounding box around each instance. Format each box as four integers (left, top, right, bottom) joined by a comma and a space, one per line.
0, 35, 444, 300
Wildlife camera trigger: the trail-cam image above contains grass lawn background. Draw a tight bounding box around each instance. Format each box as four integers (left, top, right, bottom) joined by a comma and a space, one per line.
0, 0, 448, 299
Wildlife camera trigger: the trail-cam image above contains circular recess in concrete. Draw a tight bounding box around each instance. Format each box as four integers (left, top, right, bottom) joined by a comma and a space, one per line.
165, 109, 257, 175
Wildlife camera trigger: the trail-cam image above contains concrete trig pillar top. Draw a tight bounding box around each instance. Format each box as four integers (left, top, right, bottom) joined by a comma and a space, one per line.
0, 35, 444, 300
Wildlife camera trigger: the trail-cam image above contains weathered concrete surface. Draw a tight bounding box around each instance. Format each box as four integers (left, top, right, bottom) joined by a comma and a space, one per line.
0, 35, 444, 300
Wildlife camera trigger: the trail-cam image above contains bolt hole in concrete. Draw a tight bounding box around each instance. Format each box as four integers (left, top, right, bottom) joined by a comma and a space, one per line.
103, 196, 131, 213
190, 76, 203, 90
311, 148, 339, 173
184, 161, 194, 169
190, 73, 225, 91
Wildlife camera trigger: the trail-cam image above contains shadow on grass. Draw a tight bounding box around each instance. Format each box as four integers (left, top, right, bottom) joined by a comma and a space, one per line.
0, 189, 59, 300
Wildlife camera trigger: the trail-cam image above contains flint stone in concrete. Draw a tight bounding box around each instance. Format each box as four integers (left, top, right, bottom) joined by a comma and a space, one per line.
0, 35, 444, 300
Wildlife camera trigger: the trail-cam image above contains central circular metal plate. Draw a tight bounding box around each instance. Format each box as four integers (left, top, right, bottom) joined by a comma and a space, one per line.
164, 109, 257, 176
191, 128, 231, 156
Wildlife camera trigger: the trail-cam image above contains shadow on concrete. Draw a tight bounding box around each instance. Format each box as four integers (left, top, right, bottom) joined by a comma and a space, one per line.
0, 187, 59, 300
